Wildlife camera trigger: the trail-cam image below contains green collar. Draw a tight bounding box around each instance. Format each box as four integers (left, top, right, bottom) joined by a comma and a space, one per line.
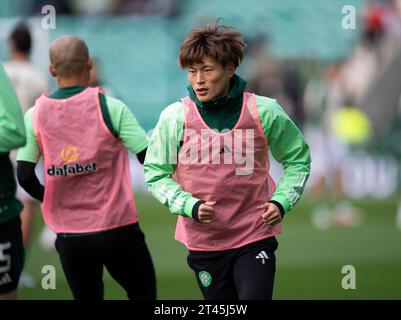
187, 74, 247, 110
49, 86, 87, 99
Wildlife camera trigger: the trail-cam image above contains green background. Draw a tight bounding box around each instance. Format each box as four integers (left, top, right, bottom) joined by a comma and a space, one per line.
19, 194, 401, 300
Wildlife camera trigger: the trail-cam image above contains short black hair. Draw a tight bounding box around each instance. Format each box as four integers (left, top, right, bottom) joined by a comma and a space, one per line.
9, 23, 32, 55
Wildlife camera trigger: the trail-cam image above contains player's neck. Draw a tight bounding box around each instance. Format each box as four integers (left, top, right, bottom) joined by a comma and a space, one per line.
57, 77, 89, 89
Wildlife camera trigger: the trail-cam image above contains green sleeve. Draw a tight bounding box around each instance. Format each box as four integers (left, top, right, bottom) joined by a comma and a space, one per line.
256, 95, 311, 213
16, 108, 40, 163
144, 102, 200, 218
105, 96, 148, 153
0, 63, 26, 152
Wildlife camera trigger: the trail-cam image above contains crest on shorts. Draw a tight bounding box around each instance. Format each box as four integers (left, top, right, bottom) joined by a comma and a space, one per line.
198, 271, 212, 287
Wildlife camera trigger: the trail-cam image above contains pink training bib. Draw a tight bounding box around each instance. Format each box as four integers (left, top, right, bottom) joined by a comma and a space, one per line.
33, 87, 138, 233
174, 92, 280, 251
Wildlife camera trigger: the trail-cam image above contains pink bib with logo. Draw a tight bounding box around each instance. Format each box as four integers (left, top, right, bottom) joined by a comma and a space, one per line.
174, 92, 280, 251
33, 87, 137, 233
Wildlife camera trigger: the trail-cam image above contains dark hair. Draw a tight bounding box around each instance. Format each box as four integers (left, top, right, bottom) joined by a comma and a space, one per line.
9, 23, 32, 55
179, 21, 246, 69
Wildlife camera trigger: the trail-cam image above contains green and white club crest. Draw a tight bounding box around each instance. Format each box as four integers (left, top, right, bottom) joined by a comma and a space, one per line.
198, 271, 212, 287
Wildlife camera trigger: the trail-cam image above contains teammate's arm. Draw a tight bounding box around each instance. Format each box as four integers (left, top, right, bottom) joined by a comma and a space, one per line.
17, 161, 44, 201
106, 95, 148, 163
16, 108, 44, 201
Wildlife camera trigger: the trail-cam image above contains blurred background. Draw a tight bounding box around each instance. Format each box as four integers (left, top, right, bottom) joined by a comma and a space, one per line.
1, 0, 400, 299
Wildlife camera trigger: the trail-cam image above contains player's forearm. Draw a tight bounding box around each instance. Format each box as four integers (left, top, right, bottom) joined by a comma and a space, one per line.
144, 163, 200, 218
262, 99, 311, 213
17, 160, 44, 202
271, 162, 310, 213
0, 114, 26, 151
0, 127, 26, 152
0, 102, 26, 152
270, 134, 311, 213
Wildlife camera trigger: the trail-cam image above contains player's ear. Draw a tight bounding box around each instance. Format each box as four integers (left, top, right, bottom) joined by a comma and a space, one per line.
49, 64, 57, 77
87, 58, 93, 71
226, 63, 235, 78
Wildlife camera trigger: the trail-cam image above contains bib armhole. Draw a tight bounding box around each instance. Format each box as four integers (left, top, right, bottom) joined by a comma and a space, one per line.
245, 93, 268, 146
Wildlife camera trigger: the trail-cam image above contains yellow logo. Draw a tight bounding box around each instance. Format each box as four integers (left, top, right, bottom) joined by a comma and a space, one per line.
61, 145, 79, 163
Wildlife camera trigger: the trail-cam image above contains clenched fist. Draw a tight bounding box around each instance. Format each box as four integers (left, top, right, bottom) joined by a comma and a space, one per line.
197, 201, 216, 224
257, 202, 282, 226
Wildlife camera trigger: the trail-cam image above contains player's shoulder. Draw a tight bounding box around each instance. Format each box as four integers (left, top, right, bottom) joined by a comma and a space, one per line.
254, 94, 280, 110
103, 94, 126, 109
103, 94, 135, 120
159, 100, 184, 121
254, 94, 286, 116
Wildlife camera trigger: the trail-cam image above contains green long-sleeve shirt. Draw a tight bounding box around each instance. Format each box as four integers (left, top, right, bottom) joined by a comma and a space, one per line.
144, 83, 311, 219
0, 63, 26, 152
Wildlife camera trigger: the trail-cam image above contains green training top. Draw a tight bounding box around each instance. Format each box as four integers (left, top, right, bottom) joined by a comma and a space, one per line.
0, 63, 26, 153
144, 80, 311, 218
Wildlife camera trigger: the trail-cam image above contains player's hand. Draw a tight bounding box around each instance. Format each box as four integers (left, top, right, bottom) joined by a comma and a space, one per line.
257, 202, 282, 226
198, 201, 215, 224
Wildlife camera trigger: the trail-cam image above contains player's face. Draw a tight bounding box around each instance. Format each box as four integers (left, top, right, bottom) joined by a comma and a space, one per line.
188, 57, 235, 103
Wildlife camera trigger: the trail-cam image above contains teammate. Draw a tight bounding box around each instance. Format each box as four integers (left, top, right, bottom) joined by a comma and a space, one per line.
16, 35, 156, 300
144, 22, 311, 300
0, 62, 26, 300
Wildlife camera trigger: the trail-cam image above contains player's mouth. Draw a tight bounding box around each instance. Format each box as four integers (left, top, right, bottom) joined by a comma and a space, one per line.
196, 88, 208, 96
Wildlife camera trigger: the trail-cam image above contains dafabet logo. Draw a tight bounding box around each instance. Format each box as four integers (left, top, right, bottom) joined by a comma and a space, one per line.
60, 145, 79, 163
47, 145, 97, 177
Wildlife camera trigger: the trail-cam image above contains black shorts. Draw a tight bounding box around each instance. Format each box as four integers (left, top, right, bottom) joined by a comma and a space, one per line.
187, 237, 278, 300
0, 215, 24, 294
55, 223, 156, 300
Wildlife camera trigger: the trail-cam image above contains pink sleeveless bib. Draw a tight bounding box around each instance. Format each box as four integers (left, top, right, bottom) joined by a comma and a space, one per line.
33, 87, 138, 233
174, 92, 280, 251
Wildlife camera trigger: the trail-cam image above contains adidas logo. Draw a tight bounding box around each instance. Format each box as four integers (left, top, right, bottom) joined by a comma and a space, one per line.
219, 145, 231, 155
0, 273, 12, 286
256, 250, 269, 264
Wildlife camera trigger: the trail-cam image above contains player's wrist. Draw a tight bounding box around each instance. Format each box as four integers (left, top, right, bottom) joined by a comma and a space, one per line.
191, 200, 205, 223
268, 200, 285, 219
270, 194, 292, 214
